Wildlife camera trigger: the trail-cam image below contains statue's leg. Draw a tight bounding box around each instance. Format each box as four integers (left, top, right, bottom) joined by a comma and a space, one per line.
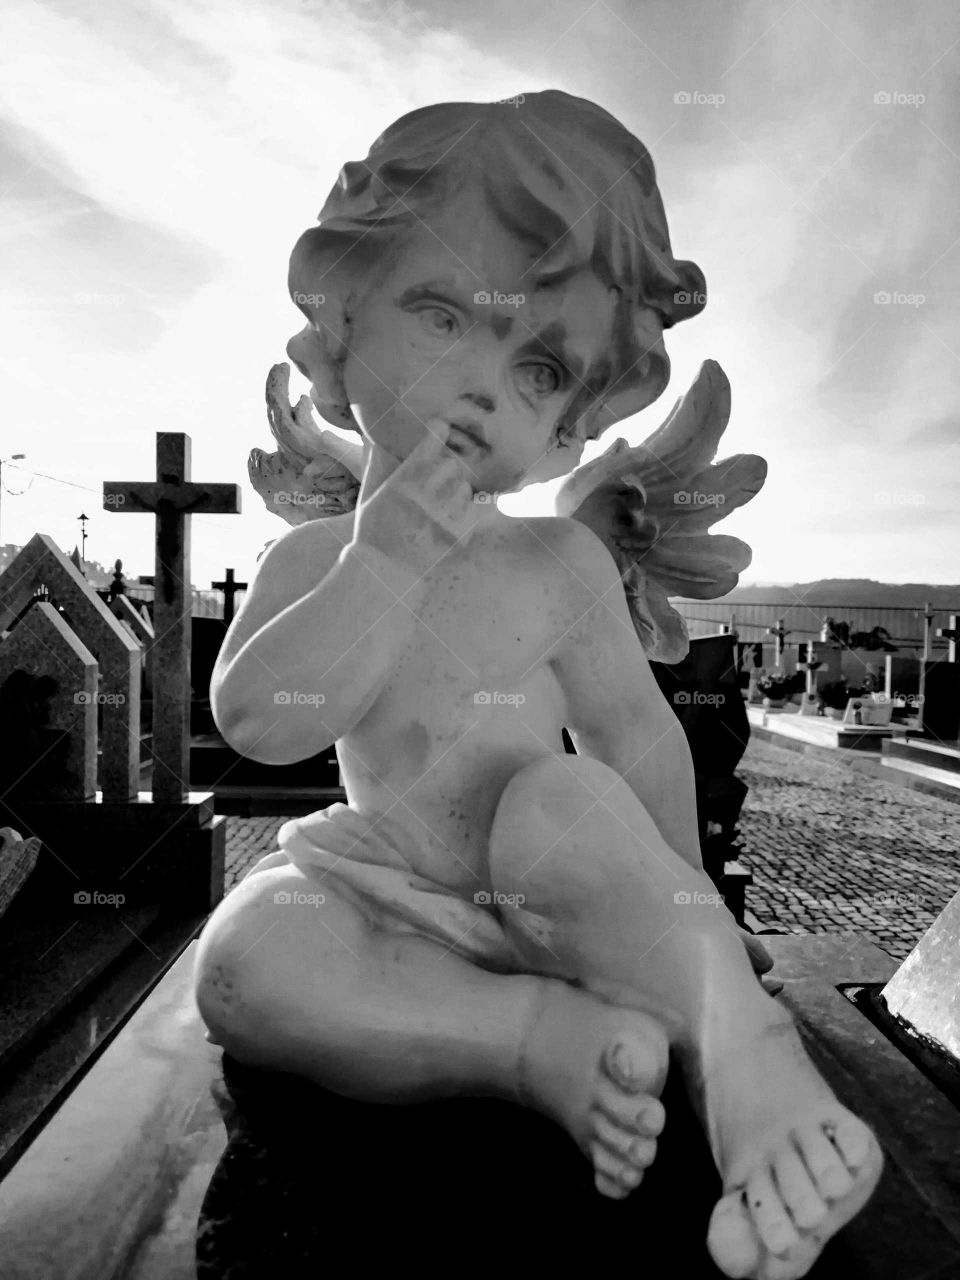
193, 859, 671, 1197
488, 756, 883, 1280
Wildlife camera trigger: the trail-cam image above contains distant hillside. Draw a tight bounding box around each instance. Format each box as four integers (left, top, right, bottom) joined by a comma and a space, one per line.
727, 579, 960, 609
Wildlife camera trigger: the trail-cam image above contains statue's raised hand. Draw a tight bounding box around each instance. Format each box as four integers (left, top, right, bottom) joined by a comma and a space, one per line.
351, 422, 479, 576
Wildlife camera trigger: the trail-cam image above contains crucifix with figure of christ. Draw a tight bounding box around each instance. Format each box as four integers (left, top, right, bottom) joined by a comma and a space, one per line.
212, 567, 247, 627
104, 433, 240, 802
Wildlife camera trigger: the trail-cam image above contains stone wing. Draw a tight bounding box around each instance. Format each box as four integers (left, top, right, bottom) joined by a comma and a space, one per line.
555, 360, 767, 663
248, 364, 363, 525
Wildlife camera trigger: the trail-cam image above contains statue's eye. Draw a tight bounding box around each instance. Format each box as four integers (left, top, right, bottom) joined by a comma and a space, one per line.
520, 362, 563, 395
417, 306, 457, 336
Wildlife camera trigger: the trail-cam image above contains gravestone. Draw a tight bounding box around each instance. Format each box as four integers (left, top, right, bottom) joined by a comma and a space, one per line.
746, 666, 764, 705
0, 509, 229, 1174
0, 535, 140, 800
842, 695, 893, 727
808, 642, 842, 691
104, 433, 241, 802
190, 617, 227, 734
880, 887, 960, 1068
649, 634, 753, 922
0, 602, 97, 801
919, 615, 960, 743
111, 593, 154, 701
883, 654, 920, 706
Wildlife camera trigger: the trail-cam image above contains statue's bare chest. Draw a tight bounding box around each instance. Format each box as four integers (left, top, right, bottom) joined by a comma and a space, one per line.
395, 532, 564, 689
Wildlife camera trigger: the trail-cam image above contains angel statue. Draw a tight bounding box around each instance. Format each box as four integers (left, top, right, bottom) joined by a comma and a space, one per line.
195, 90, 881, 1278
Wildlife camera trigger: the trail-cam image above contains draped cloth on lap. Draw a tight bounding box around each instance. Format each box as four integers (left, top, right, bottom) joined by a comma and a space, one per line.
246, 802, 521, 973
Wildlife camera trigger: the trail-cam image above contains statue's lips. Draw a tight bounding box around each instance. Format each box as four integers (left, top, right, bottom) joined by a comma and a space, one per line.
446, 421, 489, 451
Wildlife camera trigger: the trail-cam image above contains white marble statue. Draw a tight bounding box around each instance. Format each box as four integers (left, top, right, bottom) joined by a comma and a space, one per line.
195, 90, 882, 1278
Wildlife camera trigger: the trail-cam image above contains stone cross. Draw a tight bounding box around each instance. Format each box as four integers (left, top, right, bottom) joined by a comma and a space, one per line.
797, 641, 823, 698
937, 614, 959, 664
211, 568, 247, 627
104, 434, 240, 802
766, 617, 789, 668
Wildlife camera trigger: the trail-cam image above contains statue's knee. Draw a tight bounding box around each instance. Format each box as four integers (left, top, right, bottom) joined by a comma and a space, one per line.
193, 876, 297, 1056
193, 931, 248, 1052
494, 754, 628, 841
508, 753, 621, 798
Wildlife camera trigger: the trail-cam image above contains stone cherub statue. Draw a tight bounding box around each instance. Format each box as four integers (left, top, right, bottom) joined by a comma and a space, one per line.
194, 90, 882, 1278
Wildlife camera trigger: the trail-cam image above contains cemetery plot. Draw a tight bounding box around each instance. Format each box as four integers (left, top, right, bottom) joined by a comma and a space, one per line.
0, 430, 237, 1176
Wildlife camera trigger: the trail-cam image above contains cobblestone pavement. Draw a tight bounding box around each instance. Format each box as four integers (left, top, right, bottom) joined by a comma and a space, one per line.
223, 737, 960, 962
223, 817, 288, 891
737, 739, 960, 961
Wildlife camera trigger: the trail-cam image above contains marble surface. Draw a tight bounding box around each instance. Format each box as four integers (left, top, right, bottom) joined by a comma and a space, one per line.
0, 941, 224, 1280
2, 933, 958, 1278
881, 887, 960, 1061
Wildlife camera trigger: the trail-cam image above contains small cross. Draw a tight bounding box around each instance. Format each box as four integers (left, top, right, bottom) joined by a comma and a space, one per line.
104, 433, 240, 802
766, 618, 789, 666
937, 613, 960, 664
212, 567, 248, 627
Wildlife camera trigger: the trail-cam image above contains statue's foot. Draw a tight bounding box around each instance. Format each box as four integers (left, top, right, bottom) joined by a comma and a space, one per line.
519, 980, 670, 1199
704, 1010, 883, 1279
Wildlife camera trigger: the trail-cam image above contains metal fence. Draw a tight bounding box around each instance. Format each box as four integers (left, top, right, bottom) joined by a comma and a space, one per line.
124, 584, 247, 621
673, 600, 958, 651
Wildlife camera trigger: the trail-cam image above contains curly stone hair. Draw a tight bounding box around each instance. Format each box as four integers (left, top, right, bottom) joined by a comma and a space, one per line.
288, 88, 706, 452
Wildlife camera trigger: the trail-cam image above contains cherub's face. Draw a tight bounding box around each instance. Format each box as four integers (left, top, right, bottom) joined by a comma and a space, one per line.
291, 196, 618, 495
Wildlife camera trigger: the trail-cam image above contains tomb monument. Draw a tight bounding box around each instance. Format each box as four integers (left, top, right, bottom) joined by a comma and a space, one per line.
193, 89, 886, 1280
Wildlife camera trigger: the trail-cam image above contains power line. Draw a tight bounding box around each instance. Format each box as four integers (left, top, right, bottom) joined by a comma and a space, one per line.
4, 462, 103, 496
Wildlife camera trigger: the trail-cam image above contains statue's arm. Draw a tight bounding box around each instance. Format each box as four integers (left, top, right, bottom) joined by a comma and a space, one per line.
547, 520, 703, 871
212, 517, 425, 764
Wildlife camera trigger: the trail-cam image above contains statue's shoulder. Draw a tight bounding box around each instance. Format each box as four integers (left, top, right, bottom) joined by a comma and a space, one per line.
260, 511, 356, 575
499, 514, 612, 584
520, 515, 611, 566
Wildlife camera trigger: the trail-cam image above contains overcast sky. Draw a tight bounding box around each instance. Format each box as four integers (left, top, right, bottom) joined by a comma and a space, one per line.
1, 0, 958, 589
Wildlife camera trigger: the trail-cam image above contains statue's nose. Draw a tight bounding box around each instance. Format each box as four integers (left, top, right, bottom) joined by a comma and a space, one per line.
460, 390, 496, 414
286, 326, 325, 382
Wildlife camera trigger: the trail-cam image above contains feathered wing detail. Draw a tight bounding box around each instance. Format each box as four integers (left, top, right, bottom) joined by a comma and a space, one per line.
248, 363, 364, 525
555, 360, 767, 663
